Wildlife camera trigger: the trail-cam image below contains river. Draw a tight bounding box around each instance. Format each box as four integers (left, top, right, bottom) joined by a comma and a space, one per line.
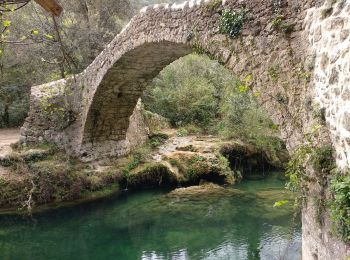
0, 172, 301, 260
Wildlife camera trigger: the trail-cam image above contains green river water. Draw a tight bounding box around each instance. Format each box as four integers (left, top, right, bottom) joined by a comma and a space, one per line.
0, 172, 301, 260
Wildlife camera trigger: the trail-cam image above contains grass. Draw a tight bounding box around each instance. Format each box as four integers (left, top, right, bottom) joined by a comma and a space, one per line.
0, 144, 123, 212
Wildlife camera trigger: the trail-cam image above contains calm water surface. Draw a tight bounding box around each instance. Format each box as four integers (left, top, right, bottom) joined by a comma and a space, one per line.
0, 172, 301, 260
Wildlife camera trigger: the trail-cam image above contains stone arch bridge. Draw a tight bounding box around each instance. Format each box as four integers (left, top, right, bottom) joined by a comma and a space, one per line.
20, 0, 350, 258
22, 0, 315, 159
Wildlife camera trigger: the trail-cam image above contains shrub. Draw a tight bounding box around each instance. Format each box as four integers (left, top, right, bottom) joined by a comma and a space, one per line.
149, 133, 169, 148
271, 15, 294, 34
311, 145, 335, 173
219, 9, 249, 38
330, 172, 350, 242
176, 128, 189, 137
143, 53, 284, 158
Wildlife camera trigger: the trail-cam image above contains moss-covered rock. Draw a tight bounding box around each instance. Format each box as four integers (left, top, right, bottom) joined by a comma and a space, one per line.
167, 183, 244, 198
220, 141, 289, 179
166, 152, 234, 185
123, 163, 177, 189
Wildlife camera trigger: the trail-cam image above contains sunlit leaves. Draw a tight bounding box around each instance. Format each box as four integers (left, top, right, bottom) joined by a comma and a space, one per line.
31, 30, 40, 36
3, 20, 11, 27
238, 85, 249, 93
254, 91, 261, 97
273, 200, 289, 207
237, 74, 253, 93
45, 34, 54, 40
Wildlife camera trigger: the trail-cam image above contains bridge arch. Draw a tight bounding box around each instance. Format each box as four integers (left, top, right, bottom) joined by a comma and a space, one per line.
79, 0, 305, 161
81, 41, 192, 159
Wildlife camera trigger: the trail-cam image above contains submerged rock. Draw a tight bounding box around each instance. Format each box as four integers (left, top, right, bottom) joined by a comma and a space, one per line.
167, 183, 245, 198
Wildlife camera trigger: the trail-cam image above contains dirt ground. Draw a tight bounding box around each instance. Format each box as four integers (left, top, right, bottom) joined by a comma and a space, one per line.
0, 128, 20, 177
0, 128, 20, 157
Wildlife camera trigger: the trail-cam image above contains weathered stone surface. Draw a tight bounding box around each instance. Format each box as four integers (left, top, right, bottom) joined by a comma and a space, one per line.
307, 0, 350, 170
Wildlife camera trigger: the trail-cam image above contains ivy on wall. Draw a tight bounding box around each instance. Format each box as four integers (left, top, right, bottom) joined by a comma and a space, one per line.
219, 9, 249, 38
330, 171, 350, 242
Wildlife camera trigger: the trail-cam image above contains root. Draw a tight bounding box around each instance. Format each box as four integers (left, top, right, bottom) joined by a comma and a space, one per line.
23, 180, 36, 213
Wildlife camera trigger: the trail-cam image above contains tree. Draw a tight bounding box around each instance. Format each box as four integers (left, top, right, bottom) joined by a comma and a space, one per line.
0, 85, 29, 127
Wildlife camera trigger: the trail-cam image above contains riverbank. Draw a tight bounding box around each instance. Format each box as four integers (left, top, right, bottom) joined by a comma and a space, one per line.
0, 128, 289, 215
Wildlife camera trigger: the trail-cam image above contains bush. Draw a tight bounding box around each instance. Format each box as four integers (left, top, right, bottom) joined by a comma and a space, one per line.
311, 145, 335, 173
143, 53, 285, 161
149, 133, 169, 148
330, 172, 350, 242
219, 9, 249, 38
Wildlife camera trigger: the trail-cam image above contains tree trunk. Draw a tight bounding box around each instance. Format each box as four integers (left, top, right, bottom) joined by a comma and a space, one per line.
3, 104, 9, 127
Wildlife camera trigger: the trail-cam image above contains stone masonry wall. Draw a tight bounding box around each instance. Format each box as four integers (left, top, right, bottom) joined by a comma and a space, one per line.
306, 0, 350, 170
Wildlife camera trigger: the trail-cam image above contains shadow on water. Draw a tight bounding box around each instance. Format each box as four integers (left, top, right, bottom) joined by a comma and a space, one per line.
0, 172, 301, 260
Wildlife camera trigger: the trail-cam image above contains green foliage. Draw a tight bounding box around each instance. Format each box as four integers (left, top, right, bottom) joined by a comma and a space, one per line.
330, 172, 350, 242
0, 143, 59, 167
143, 54, 228, 128
176, 128, 189, 137
275, 92, 288, 105
183, 124, 203, 135
192, 40, 207, 55
312, 104, 326, 124
0, 85, 30, 128
237, 74, 253, 93
311, 145, 335, 173
143, 54, 283, 159
298, 70, 312, 83
271, 15, 285, 29
286, 124, 336, 220
0, 0, 160, 127
123, 142, 155, 175
166, 153, 234, 185
271, 15, 294, 34
149, 133, 169, 148
125, 154, 142, 172
219, 9, 249, 38
3, 20, 11, 27
205, 0, 222, 13
268, 65, 280, 82
285, 145, 312, 193
0, 145, 121, 209
273, 200, 289, 207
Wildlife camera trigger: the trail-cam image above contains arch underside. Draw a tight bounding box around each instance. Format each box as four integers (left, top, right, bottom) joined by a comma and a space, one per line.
82, 41, 192, 151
